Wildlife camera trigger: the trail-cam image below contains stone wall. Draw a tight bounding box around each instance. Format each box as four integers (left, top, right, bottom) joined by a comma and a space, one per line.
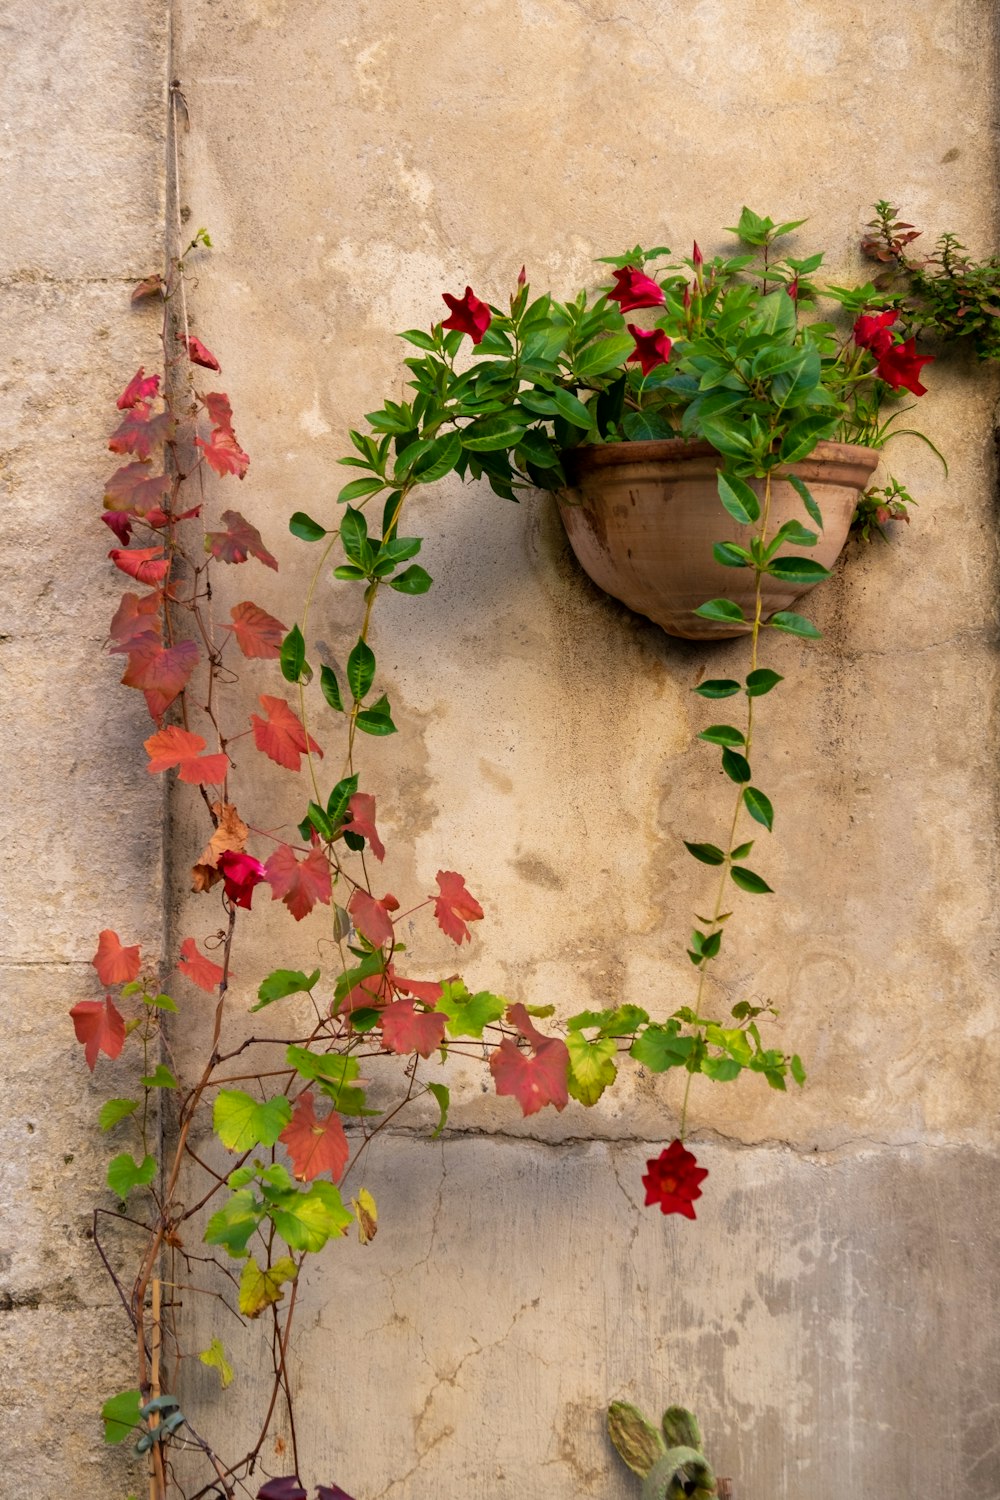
5, 1, 1000, 1496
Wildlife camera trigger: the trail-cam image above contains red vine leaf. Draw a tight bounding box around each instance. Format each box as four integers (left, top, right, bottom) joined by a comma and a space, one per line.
393, 972, 445, 1005
108, 546, 171, 585
343, 792, 385, 861
120, 639, 199, 719
108, 404, 176, 461
196, 427, 250, 480
433, 870, 484, 945
92, 929, 141, 986
347, 888, 399, 948
251, 695, 322, 771
206, 509, 277, 570
108, 592, 161, 655
264, 844, 332, 921
279, 1091, 349, 1182
70, 996, 126, 1071
191, 802, 249, 893
379, 999, 446, 1059
144, 725, 230, 784
178, 333, 221, 371
101, 511, 134, 546
177, 936, 226, 994
145, 502, 203, 529
104, 462, 171, 514
229, 601, 287, 660
489, 1002, 569, 1116
130, 276, 164, 305
117, 368, 161, 410
200, 391, 234, 432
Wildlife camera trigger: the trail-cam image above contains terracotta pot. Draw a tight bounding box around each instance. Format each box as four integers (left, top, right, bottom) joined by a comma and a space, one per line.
557, 438, 880, 640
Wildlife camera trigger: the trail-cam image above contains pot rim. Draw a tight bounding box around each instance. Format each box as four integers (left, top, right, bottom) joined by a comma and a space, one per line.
563, 436, 882, 471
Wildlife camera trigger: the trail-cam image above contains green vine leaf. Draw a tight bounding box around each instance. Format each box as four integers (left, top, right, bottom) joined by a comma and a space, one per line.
139, 1064, 177, 1089
694, 678, 741, 698
730, 866, 774, 894
743, 786, 774, 830
107, 1153, 157, 1201
434, 981, 506, 1038
101, 1389, 142, 1446
205, 1190, 264, 1258
631, 1023, 695, 1072
252, 968, 320, 1011
768, 610, 822, 638
426, 1081, 450, 1138
347, 637, 376, 701
213, 1091, 292, 1152
98, 1098, 139, 1132
198, 1337, 234, 1390
721, 747, 751, 783
745, 668, 783, 696
239, 1256, 299, 1318
280, 624, 310, 683
698, 724, 746, 747
265, 1181, 353, 1252
684, 841, 726, 865
566, 1031, 618, 1106
289, 511, 327, 542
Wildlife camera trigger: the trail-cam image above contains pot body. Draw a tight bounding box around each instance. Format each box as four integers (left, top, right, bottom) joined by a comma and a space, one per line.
557, 439, 880, 640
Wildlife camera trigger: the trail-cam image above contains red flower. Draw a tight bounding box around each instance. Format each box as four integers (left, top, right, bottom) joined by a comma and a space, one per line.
441, 286, 492, 345
607, 266, 666, 312
692, 241, 703, 269
626, 324, 672, 376
216, 850, 266, 909
787, 276, 800, 301
642, 1139, 708, 1219
853, 309, 897, 358
875, 337, 934, 396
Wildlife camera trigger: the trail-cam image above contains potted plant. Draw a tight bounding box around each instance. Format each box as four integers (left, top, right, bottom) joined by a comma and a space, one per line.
337, 206, 937, 642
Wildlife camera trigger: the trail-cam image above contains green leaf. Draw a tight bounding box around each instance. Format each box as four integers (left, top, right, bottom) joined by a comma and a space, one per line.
769, 518, 817, 550
399, 327, 438, 351
145, 992, 178, 1013
717, 472, 760, 525
766, 556, 831, 585
630, 1023, 694, 1072
791, 1053, 807, 1086
698, 724, 745, 747
426, 1081, 450, 1138
572, 331, 634, 379
547, 387, 594, 430
620, 409, 676, 441
730, 866, 774, 894
99, 1098, 139, 1132
355, 694, 398, 735
213, 1091, 292, 1152
266, 1181, 353, 1252
701, 1056, 743, 1082
139, 1064, 177, 1089
107, 1153, 157, 1201
461, 412, 531, 451
768, 611, 821, 638
239, 1255, 298, 1318
337, 476, 384, 504
780, 414, 836, 464
701, 930, 722, 959
745, 668, 783, 696
198, 1338, 234, 1390
252, 968, 320, 1011
694, 678, 741, 699
684, 841, 726, 865
340, 506, 372, 569
743, 786, 774, 831
319, 665, 343, 714
280, 625, 308, 684
693, 598, 745, 624
388, 564, 432, 595
411, 432, 463, 484
435, 981, 506, 1038
566, 1031, 618, 1106
721, 747, 751, 783
286, 1046, 360, 1090
788, 473, 823, 529
730, 840, 755, 860
567, 1004, 649, 1036
205, 1190, 263, 1258
713, 541, 751, 568
347, 637, 376, 700
102, 1389, 142, 1446
290, 511, 327, 542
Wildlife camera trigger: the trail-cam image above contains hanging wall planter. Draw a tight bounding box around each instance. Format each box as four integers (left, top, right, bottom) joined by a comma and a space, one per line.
558, 438, 881, 640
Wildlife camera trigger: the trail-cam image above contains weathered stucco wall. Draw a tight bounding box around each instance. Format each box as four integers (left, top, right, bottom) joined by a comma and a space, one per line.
0, 1, 169, 1493
6, 0, 1000, 1496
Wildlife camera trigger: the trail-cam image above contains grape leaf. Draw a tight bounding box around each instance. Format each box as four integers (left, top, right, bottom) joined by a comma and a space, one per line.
279, 1090, 349, 1182
108, 545, 170, 584
117, 369, 160, 410
204, 1189, 263, 1258
433, 980, 505, 1038
229, 601, 287, 660
144, 725, 230, 784
198, 1337, 234, 1389
251, 695, 323, 771
101, 1389, 142, 1445
379, 999, 446, 1058
108, 404, 175, 461
99, 1098, 139, 1131
566, 1031, 618, 1106
191, 800, 249, 893
348, 888, 398, 948
107, 591, 161, 655
239, 1255, 298, 1318
351, 1187, 378, 1243
264, 844, 332, 921
489, 1003, 569, 1116
265, 1180, 353, 1252
178, 334, 221, 371
92, 929, 141, 986
200, 391, 234, 431
206, 509, 276, 569
252, 968, 320, 1010
342, 791, 385, 861
120, 639, 199, 718
196, 427, 250, 479
139, 1064, 177, 1089
177, 936, 226, 994
433, 870, 484, 945
392, 971, 445, 1006
104, 462, 171, 514
214, 1090, 292, 1152
70, 996, 126, 1071
107, 1152, 156, 1200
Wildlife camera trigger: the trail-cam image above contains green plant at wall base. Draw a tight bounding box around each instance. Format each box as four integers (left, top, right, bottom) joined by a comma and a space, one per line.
608, 1400, 719, 1500
74, 206, 973, 1496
